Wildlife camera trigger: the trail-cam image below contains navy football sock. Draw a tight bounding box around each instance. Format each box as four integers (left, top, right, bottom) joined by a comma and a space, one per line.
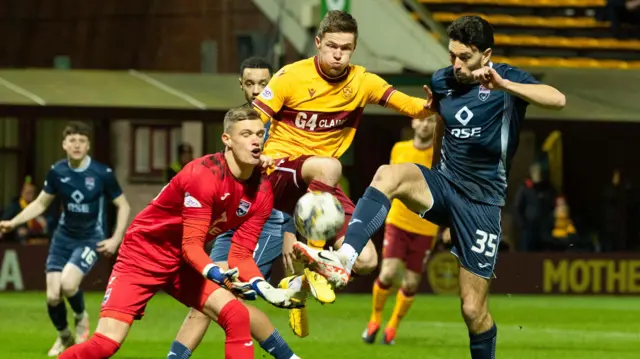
469, 323, 497, 359
167, 340, 192, 359
66, 290, 85, 317
340, 187, 391, 258
47, 302, 69, 332
259, 329, 295, 359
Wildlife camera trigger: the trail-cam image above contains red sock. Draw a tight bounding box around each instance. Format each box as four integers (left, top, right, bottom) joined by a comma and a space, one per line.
308, 180, 336, 195
217, 300, 253, 359
58, 333, 120, 359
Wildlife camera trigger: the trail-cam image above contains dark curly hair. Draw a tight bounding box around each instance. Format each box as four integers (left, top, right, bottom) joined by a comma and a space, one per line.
446, 16, 494, 51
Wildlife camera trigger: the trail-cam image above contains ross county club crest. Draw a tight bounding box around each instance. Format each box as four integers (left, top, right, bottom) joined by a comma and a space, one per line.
478, 85, 491, 102
236, 199, 252, 217
85, 177, 95, 190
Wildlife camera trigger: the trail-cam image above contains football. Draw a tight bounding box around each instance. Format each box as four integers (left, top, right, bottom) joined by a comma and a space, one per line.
294, 191, 345, 241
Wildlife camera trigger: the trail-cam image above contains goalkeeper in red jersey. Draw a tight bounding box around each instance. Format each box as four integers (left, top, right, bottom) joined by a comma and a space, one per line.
58, 106, 301, 359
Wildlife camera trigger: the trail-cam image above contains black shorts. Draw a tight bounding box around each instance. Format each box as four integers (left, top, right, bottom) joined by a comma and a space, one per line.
416, 165, 501, 279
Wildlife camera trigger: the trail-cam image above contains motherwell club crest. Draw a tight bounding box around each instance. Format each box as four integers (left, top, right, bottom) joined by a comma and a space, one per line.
85, 177, 95, 190
236, 199, 252, 217
342, 86, 353, 99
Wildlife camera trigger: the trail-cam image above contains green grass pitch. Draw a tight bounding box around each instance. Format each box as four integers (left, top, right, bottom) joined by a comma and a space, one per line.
1, 292, 639, 358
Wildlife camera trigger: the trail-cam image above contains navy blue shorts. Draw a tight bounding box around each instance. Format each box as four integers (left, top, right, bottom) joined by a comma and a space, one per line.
210, 209, 291, 280
416, 165, 501, 279
46, 231, 101, 274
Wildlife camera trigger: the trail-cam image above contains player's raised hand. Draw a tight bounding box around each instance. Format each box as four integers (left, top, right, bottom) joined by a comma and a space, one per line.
0, 220, 15, 233
472, 66, 505, 90
96, 237, 120, 257
423, 85, 434, 109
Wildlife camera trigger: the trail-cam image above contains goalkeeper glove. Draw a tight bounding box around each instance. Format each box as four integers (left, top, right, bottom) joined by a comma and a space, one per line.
248, 278, 305, 309
206, 265, 257, 299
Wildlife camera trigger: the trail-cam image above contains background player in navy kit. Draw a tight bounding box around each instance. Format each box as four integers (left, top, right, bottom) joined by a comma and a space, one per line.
0, 122, 131, 357
295, 16, 565, 359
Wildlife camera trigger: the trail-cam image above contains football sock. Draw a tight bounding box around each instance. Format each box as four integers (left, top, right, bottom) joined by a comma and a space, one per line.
469, 323, 497, 359
307, 180, 337, 249
386, 289, 415, 330
57, 333, 120, 359
370, 278, 392, 325
259, 329, 296, 359
217, 300, 253, 359
47, 301, 69, 333
66, 290, 85, 317
339, 187, 391, 271
167, 340, 192, 359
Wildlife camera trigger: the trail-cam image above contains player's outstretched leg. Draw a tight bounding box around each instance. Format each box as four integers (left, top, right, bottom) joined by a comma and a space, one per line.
45, 272, 75, 357
167, 305, 300, 359
460, 267, 496, 359
296, 163, 433, 288
60, 263, 91, 344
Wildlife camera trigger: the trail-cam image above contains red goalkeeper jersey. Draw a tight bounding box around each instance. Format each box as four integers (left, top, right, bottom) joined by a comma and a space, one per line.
119, 152, 273, 281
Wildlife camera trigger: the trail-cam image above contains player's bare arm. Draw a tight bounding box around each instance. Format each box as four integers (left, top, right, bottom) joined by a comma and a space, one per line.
0, 190, 55, 233
472, 66, 566, 110
96, 195, 130, 256
365, 72, 435, 119
431, 114, 445, 167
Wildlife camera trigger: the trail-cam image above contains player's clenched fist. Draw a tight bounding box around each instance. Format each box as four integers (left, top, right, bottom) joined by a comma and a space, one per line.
471, 66, 506, 90
0, 221, 14, 233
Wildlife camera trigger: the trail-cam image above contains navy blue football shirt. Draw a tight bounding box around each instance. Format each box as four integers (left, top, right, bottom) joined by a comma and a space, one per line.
44, 157, 123, 238
431, 62, 540, 206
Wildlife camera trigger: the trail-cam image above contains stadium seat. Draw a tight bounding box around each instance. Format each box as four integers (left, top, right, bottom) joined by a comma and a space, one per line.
491, 56, 640, 69
494, 34, 640, 50
431, 12, 609, 28
419, 0, 605, 7
414, 0, 636, 68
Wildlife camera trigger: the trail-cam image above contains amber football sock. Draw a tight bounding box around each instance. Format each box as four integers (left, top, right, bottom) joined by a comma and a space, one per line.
386, 288, 415, 330
370, 278, 392, 325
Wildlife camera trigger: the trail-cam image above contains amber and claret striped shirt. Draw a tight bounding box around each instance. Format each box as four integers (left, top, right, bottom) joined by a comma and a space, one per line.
253, 56, 431, 160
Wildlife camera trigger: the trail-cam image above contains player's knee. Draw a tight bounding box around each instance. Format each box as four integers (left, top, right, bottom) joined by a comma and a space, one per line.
370, 165, 400, 197
377, 268, 395, 286
60, 279, 80, 298
304, 156, 342, 185
354, 247, 378, 275
402, 275, 421, 294
378, 260, 398, 285
461, 298, 488, 325
46, 291, 62, 306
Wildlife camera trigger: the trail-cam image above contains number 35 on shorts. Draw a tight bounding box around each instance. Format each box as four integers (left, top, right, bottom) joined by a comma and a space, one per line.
471, 229, 498, 258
